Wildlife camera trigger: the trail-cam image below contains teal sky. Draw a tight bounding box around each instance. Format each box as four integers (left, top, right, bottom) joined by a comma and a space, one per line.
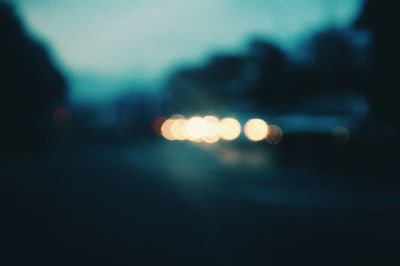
11, 0, 364, 102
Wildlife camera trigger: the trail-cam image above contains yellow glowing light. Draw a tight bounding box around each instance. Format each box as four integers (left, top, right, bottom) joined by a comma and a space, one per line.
186, 116, 208, 142
244, 119, 269, 142
202, 116, 221, 143
170, 118, 187, 141
161, 119, 176, 141
219, 118, 241, 141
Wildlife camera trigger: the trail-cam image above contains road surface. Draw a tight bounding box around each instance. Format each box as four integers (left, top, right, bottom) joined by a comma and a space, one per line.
1, 140, 399, 265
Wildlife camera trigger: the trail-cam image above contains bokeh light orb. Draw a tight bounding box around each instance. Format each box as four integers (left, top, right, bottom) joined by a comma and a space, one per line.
170, 118, 187, 141
219, 118, 241, 141
266, 125, 283, 145
53, 107, 71, 127
186, 116, 208, 142
202, 116, 221, 143
153, 117, 167, 135
161, 119, 176, 140
244, 118, 269, 142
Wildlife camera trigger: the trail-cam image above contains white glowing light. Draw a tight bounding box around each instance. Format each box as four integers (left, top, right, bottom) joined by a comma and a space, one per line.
219, 118, 241, 141
244, 118, 269, 142
186, 116, 208, 142
170, 118, 187, 140
202, 116, 221, 143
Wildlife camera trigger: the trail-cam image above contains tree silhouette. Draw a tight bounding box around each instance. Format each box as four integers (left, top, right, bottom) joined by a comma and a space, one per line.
355, 0, 399, 127
0, 3, 67, 153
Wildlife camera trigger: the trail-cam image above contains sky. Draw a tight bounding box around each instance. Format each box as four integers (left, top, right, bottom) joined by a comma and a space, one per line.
11, 0, 364, 102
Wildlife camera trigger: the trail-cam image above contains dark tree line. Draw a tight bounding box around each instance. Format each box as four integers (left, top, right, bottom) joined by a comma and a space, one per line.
355, 0, 399, 127
164, 13, 374, 117
0, 3, 67, 153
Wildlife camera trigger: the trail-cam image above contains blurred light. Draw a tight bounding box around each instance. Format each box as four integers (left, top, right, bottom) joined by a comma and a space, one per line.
203, 115, 221, 143
244, 119, 269, 142
53, 107, 71, 127
266, 125, 283, 145
218, 146, 240, 165
219, 118, 241, 141
171, 118, 187, 141
161, 118, 176, 140
153, 117, 167, 135
332, 125, 350, 145
243, 151, 266, 167
186, 116, 208, 142
203, 135, 220, 144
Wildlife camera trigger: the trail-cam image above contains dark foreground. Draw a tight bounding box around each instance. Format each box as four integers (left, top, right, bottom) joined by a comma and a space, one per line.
1, 140, 399, 265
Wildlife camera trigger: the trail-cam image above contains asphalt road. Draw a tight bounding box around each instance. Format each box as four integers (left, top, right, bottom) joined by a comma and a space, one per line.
1, 140, 399, 265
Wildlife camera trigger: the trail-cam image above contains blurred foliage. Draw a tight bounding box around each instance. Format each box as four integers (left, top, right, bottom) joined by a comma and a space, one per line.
164, 28, 370, 115
0, 3, 67, 153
